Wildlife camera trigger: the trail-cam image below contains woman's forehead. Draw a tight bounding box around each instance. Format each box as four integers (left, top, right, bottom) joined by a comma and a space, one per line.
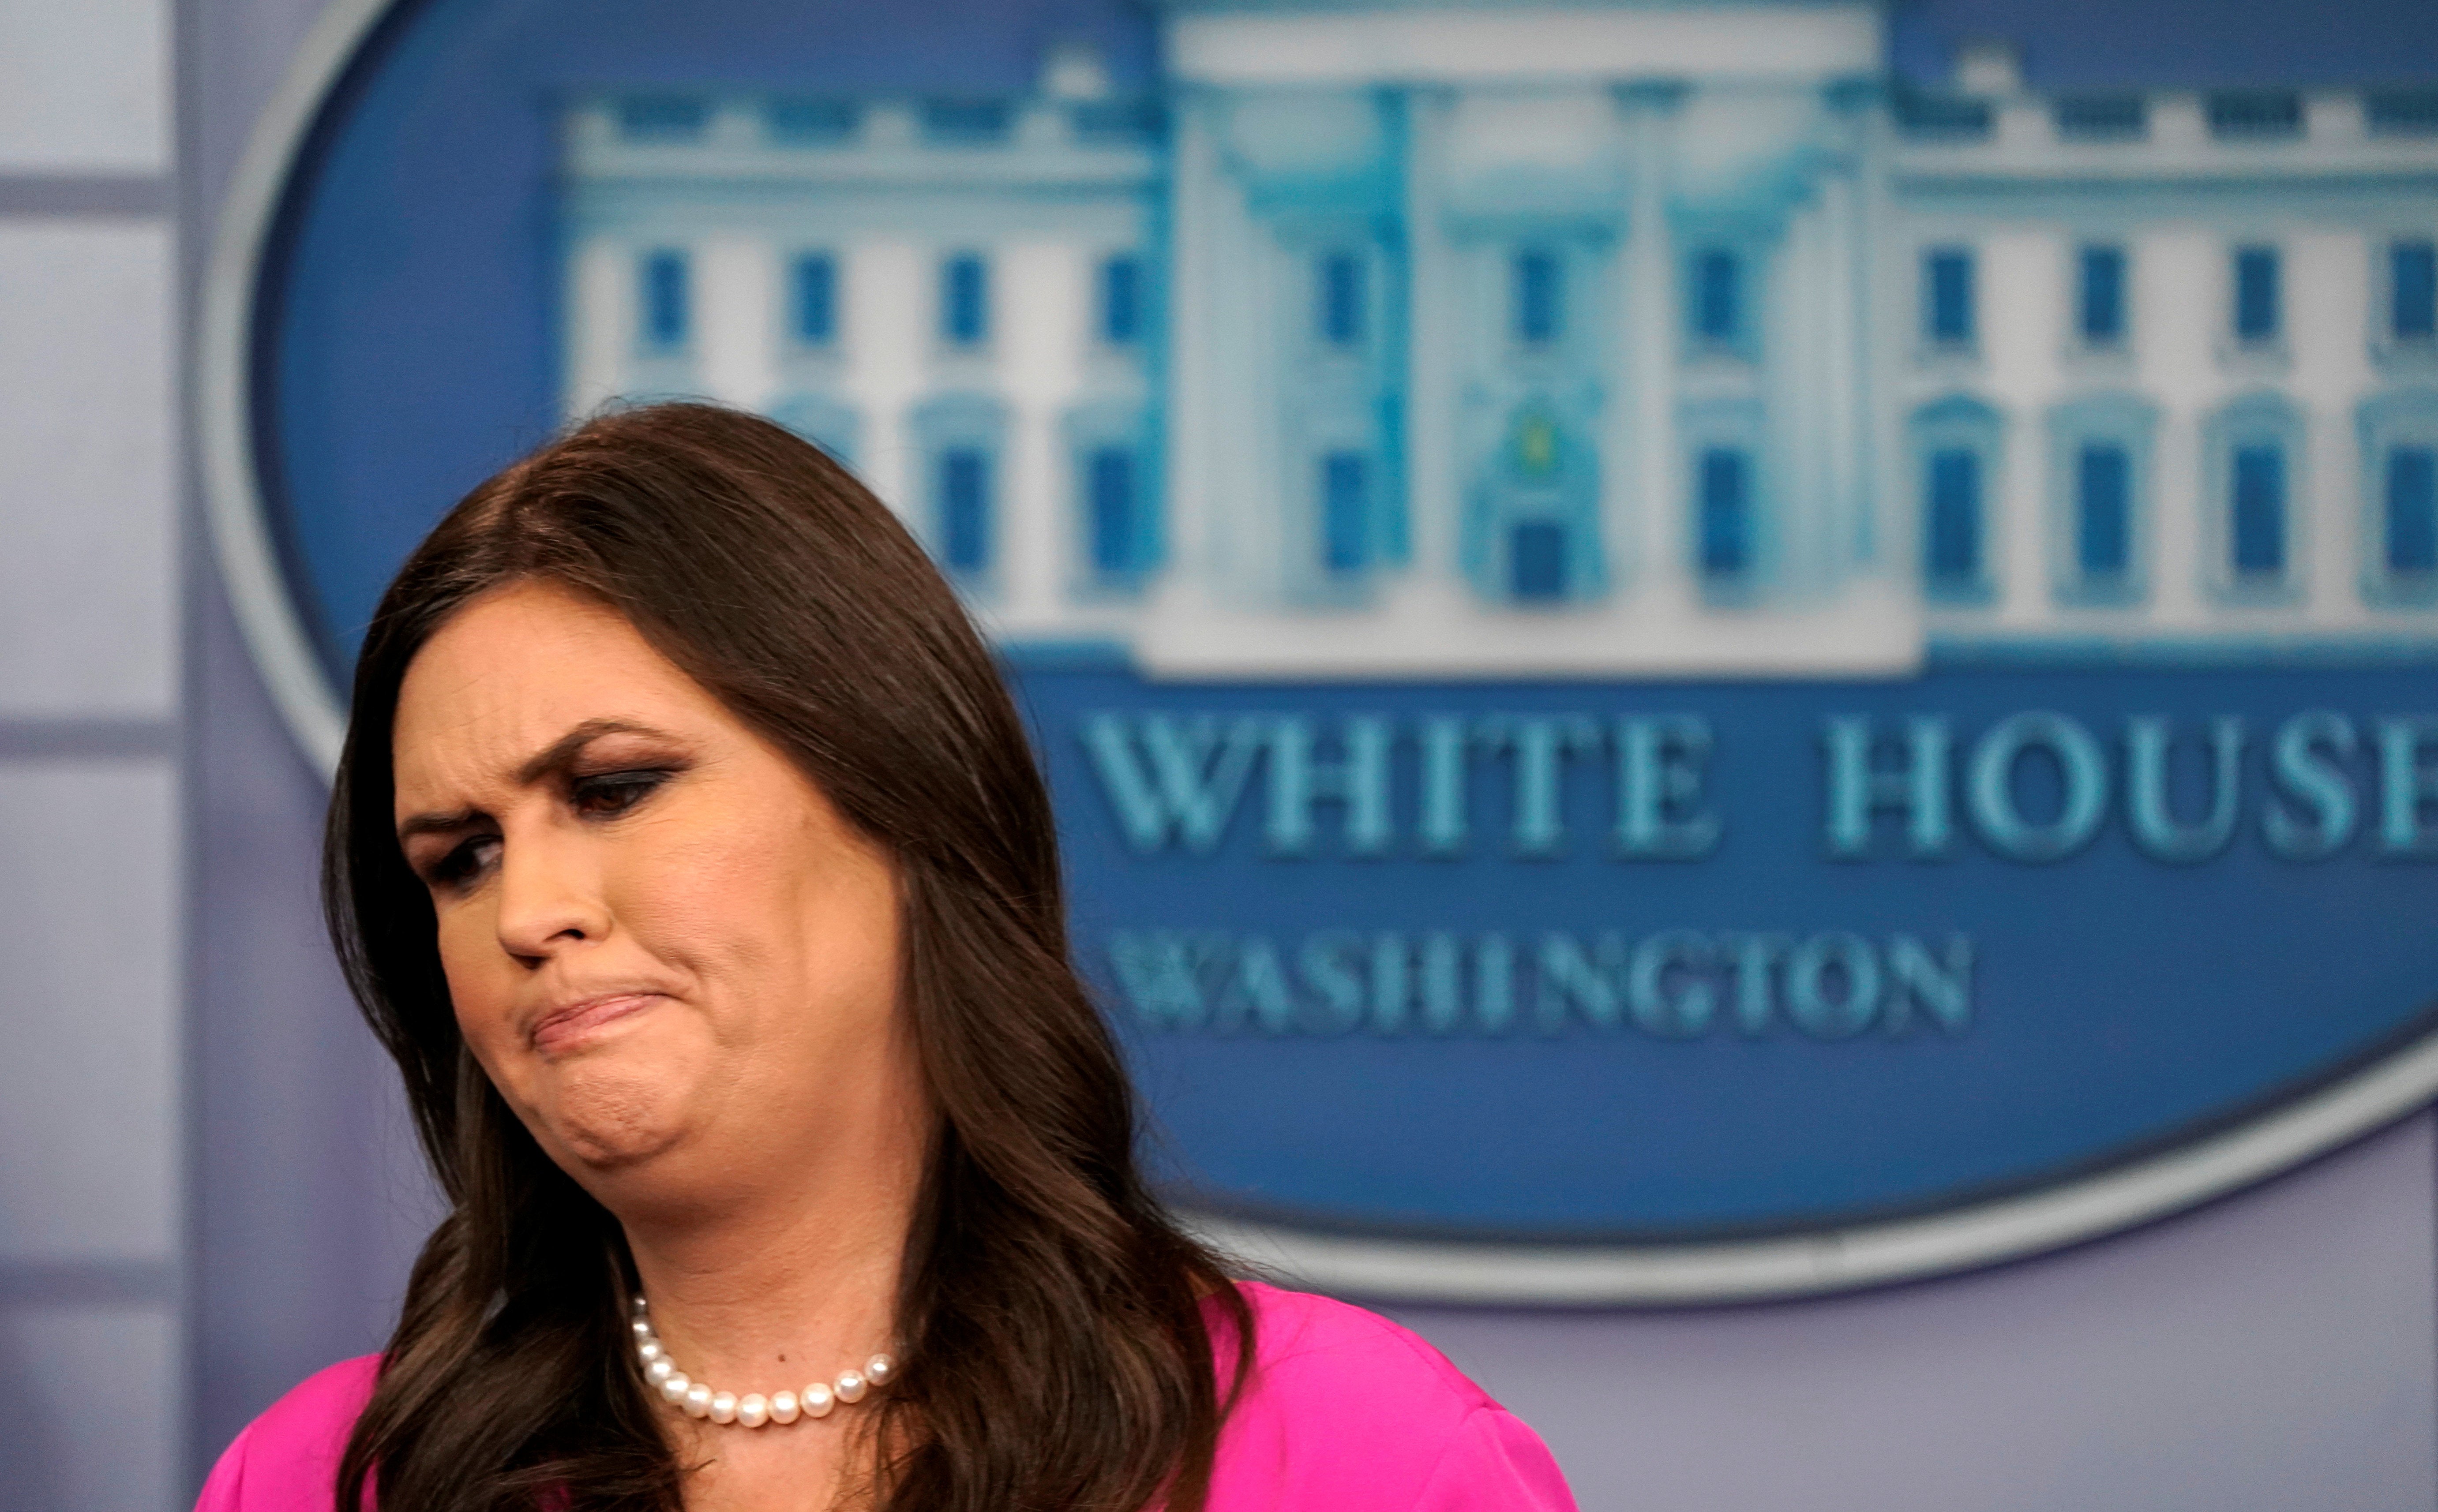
391, 584, 710, 791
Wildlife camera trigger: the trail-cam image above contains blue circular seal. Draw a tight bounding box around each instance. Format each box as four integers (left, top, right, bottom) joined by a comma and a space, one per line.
203, 0, 2438, 1300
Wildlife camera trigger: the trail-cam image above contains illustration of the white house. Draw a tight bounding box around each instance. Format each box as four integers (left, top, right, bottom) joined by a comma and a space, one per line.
559, 0, 2438, 678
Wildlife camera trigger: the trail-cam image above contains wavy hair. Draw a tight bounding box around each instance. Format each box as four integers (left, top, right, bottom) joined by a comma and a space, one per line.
324, 403, 1249, 1509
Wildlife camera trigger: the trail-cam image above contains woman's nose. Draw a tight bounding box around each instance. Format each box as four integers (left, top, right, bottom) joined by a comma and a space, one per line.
491, 829, 609, 962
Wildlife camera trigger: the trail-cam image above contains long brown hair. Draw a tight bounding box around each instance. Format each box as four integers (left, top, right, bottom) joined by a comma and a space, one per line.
325, 402, 1250, 1510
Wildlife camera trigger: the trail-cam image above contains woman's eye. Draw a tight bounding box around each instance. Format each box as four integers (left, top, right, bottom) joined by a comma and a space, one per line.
570, 769, 668, 818
430, 835, 500, 887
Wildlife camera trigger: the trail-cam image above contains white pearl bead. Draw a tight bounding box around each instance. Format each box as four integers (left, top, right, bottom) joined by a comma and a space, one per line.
619, 1287, 909, 1429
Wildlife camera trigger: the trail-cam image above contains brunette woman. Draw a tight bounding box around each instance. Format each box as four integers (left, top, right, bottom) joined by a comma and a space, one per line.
196, 403, 1577, 1512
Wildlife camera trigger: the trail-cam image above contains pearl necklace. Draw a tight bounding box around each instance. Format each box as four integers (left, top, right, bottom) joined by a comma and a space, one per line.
630, 1297, 898, 1429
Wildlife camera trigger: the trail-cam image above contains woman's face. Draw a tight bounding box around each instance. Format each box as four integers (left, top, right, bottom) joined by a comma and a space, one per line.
390, 580, 918, 1218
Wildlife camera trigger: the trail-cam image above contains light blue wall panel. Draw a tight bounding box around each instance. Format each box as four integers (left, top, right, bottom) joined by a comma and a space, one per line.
0, 765, 177, 1263
0, 1303, 180, 1512
0, 224, 174, 719
1396, 1112, 2438, 1512
0, 0, 167, 172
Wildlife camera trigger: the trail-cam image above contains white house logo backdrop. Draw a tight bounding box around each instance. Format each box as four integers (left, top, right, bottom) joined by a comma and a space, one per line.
206, 0, 2438, 1299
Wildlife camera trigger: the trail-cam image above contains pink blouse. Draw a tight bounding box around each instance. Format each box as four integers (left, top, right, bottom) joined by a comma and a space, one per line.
197, 1281, 1576, 1511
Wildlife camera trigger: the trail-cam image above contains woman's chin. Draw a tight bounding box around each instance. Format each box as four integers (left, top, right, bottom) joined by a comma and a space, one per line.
528, 1060, 696, 1174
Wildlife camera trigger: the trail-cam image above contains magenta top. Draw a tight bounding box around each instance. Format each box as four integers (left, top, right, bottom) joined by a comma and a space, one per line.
197, 1280, 1577, 1511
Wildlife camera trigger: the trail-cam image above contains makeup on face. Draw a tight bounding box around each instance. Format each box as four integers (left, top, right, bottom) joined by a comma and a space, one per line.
388, 581, 917, 1192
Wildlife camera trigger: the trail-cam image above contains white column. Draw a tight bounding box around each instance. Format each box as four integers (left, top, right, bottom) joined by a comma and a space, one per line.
1819, 160, 1866, 581
1401, 87, 1459, 588
1623, 87, 1679, 610
697, 236, 777, 411
840, 240, 927, 529
1160, 92, 1218, 604
1981, 229, 2063, 626
1776, 202, 1830, 597
1162, 88, 1276, 605
2290, 228, 2376, 628
1857, 87, 1904, 587
2137, 228, 2217, 628
996, 239, 1087, 629
566, 239, 631, 416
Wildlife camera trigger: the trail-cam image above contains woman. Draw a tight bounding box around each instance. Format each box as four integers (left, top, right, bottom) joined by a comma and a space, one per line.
198, 404, 1578, 1511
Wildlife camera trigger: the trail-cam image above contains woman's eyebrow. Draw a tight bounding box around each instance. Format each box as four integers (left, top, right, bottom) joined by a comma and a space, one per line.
511, 717, 671, 786
396, 719, 676, 841
397, 807, 481, 844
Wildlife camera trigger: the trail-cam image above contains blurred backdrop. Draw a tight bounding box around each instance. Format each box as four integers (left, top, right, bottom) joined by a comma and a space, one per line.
6, 0, 2438, 1507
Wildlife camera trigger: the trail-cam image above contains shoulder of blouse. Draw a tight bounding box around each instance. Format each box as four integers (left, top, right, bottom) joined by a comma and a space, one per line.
194, 1355, 380, 1512
1202, 1282, 1579, 1512
1215, 1281, 1493, 1415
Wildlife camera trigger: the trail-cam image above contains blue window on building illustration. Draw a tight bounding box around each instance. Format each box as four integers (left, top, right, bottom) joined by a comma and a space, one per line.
2208, 90, 2302, 139
2079, 246, 2126, 345
1100, 256, 1141, 345
1321, 452, 1369, 575
2054, 94, 2146, 140
640, 250, 688, 350
1925, 449, 1983, 592
2076, 443, 2131, 578
939, 447, 992, 576
1894, 89, 1991, 142
1510, 520, 1566, 601
2389, 446, 2438, 576
1693, 249, 1740, 344
791, 254, 836, 346
2048, 396, 2148, 604
1318, 252, 1365, 349
1087, 446, 1140, 578
1070, 97, 1161, 144
2232, 444, 2287, 578
2394, 240, 2437, 341
1697, 449, 1750, 581
767, 98, 859, 145
619, 95, 706, 142
1513, 250, 1561, 345
942, 254, 989, 347
2234, 247, 2280, 342
1924, 248, 1974, 347
2369, 89, 2438, 136
923, 98, 1013, 145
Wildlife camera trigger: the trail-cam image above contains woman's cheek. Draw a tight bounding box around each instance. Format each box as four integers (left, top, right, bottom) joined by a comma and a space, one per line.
437, 912, 517, 1060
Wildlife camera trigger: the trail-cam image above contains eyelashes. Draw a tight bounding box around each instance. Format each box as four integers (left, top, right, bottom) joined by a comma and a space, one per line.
429, 835, 501, 887
571, 767, 672, 818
